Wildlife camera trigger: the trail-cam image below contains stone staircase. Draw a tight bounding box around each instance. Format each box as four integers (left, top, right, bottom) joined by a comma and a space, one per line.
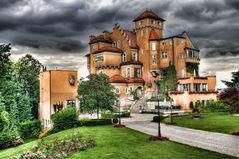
130, 96, 147, 113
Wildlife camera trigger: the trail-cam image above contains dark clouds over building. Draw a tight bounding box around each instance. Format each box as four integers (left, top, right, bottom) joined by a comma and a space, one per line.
0, 0, 238, 77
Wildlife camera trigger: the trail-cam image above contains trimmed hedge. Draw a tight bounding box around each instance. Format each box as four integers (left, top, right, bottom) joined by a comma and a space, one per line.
79, 119, 112, 126
152, 115, 167, 122
20, 120, 41, 139
52, 108, 79, 132
101, 111, 130, 119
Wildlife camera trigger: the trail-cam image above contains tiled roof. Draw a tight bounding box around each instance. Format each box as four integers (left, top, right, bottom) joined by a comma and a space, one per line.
127, 78, 145, 83
133, 10, 165, 22
89, 35, 112, 44
120, 61, 143, 66
109, 75, 145, 84
109, 75, 127, 83
92, 46, 123, 54
149, 29, 160, 41
123, 30, 139, 49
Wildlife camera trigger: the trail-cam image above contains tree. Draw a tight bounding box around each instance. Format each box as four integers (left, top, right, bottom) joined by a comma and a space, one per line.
222, 70, 239, 88
0, 44, 11, 77
14, 54, 42, 119
78, 74, 118, 119
219, 87, 239, 114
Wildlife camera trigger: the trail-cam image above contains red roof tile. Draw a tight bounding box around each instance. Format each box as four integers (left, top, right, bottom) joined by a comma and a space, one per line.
127, 78, 145, 83
109, 75, 127, 83
92, 46, 123, 54
123, 30, 139, 49
89, 35, 112, 44
120, 61, 143, 66
149, 29, 160, 41
133, 10, 165, 22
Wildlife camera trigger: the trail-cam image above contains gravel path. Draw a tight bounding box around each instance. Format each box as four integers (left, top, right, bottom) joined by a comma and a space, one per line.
122, 113, 239, 158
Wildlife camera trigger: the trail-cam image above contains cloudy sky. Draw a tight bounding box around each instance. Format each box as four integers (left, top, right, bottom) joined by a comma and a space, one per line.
0, 0, 238, 87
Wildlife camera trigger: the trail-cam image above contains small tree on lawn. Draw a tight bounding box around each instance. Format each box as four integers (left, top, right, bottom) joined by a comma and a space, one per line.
78, 74, 118, 119
219, 87, 239, 114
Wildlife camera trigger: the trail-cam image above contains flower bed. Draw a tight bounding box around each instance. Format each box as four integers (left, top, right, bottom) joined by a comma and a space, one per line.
149, 136, 169, 141
12, 132, 95, 159
113, 124, 125, 128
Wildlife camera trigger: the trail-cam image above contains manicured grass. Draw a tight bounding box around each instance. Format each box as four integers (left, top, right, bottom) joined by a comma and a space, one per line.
0, 126, 237, 159
164, 112, 239, 134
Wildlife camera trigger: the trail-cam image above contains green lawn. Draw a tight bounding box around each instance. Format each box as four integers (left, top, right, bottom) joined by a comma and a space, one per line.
0, 126, 237, 159
164, 112, 239, 134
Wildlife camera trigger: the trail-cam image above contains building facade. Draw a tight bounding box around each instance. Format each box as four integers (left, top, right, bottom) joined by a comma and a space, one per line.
86, 10, 217, 110
39, 70, 78, 128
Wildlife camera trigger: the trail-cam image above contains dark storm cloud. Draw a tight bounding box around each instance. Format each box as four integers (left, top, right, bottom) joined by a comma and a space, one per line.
0, 0, 238, 59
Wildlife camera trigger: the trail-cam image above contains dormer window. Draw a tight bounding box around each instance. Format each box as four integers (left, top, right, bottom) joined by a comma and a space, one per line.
122, 52, 126, 62
132, 52, 137, 61
151, 42, 156, 51
139, 20, 144, 25
112, 41, 116, 47
117, 40, 120, 48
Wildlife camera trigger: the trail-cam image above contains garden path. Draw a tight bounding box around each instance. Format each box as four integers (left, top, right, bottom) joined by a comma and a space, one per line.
122, 113, 239, 158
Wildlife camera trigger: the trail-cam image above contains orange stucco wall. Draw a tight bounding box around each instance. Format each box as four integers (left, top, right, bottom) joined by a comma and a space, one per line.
39, 70, 78, 127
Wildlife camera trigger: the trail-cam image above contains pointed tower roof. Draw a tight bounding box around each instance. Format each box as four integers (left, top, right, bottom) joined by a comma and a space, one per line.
149, 29, 160, 41
133, 10, 165, 22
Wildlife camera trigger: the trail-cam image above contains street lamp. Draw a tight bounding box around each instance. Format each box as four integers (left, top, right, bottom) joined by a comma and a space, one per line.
118, 100, 121, 125
157, 94, 161, 137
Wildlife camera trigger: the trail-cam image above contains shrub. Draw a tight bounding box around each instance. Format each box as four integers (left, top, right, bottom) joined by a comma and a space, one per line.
38, 128, 53, 139
101, 111, 130, 119
0, 129, 23, 149
199, 100, 229, 112
13, 132, 95, 159
80, 119, 112, 126
122, 111, 130, 117
152, 115, 167, 122
101, 112, 117, 118
0, 111, 23, 149
20, 120, 41, 139
51, 108, 79, 132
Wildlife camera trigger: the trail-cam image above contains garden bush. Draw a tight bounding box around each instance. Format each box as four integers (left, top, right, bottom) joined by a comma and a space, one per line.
0, 111, 23, 149
199, 100, 229, 112
80, 119, 112, 126
152, 115, 167, 122
51, 107, 79, 132
20, 119, 41, 139
101, 111, 130, 118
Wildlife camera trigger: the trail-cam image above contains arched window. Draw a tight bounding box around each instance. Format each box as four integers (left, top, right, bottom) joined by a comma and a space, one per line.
115, 88, 120, 94
122, 52, 126, 62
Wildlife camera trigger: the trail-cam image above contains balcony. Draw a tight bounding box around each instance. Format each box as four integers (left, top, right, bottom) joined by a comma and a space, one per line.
185, 57, 200, 64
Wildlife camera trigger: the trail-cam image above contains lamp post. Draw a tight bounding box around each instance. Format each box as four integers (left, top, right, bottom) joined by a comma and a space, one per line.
157, 94, 161, 137
118, 100, 121, 125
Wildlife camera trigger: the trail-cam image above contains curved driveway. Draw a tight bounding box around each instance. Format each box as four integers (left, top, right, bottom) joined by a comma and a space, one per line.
122, 113, 239, 158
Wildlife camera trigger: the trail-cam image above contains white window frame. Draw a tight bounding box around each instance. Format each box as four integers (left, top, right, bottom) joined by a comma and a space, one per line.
122, 52, 126, 62
152, 42, 156, 51
152, 55, 157, 63
132, 52, 137, 61
115, 88, 120, 94
162, 51, 167, 59
125, 88, 128, 94
126, 67, 130, 79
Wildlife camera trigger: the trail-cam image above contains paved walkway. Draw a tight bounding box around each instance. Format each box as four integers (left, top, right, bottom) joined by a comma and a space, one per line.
122, 113, 239, 158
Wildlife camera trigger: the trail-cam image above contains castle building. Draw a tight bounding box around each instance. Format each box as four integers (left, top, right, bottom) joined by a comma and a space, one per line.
86, 10, 217, 110
39, 70, 78, 128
